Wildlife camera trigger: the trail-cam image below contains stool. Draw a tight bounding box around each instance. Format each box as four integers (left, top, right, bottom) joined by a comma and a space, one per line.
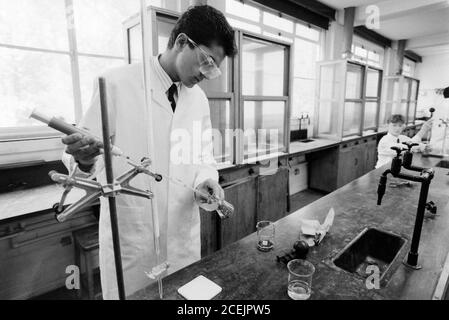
74, 225, 100, 300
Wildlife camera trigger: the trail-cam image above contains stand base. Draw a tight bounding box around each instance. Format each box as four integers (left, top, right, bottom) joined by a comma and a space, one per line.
403, 252, 422, 270
403, 260, 422, 270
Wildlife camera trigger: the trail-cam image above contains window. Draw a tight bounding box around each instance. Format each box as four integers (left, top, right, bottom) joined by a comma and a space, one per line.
351, 35, 384, 69
0, 0, 140, 139
364, 68, 381, 131
343, 63, 382, 136
241, 35, 289, 160
291, 32, 322, 136
380, 76, 419, 127
315, 60, 382, 140
402, 58, 416, 78
225, 0, 260, 23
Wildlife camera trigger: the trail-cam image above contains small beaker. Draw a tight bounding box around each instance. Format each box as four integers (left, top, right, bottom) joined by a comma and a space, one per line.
256, 221, 275, 252
287, 259, 315, 300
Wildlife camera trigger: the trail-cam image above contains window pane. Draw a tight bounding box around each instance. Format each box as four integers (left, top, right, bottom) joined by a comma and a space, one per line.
244, 101, 285, 158
317, 101, 340, 136
410, 80, 418, 101
74, 0, 140, 56
150, 0, 186, 13
209, 99, 232, 164
343, 102, 362, 136
392, 102, 407, 118
345, 64, 363, 99
263, 12, 293, 33
402, 80, 410, 100
319, 62, 344, 101
225, 0, 260, 22
296, 23, 320, 42
408, 102, 416, 123
0, 47, 74, 127
379, 102, 393, 127
294, 38, 320, 79
128, 24, 142, 63
242, 37, 286, 96
226, 17, 261, 34
354, 45, 367, 61
364, 101, 378, 129
0, 0, 69, 51
157, 16, 176, 54
78, 56, 125, 113
366, 69, 380, 97
292, 78, 315, 118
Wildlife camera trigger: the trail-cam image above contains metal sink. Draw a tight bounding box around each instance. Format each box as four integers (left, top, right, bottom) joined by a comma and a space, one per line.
436, 160, 449, 168
333, 228, 406, 284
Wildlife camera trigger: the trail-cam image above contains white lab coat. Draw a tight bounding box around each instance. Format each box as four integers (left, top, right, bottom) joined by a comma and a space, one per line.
63, 57, 218, 299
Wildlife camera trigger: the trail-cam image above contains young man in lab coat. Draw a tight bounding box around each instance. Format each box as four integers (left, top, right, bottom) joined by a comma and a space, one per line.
375, 114, 433, 168
61, 5, 237, 299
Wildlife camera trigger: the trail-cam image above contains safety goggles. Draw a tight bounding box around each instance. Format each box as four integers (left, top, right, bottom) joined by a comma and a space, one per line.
185, 36, 222, 80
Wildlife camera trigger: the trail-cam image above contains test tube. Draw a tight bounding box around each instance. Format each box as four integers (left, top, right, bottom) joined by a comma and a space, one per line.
29, 108, 124, 157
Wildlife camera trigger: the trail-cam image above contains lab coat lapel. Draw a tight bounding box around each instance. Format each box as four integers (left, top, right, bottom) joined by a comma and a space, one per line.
148, 62, 173, 115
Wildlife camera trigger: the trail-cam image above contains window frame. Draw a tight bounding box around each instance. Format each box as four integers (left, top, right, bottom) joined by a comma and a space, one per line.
0, 0, 128, 166
237, 31, 291, 163
343, 61, 383, 138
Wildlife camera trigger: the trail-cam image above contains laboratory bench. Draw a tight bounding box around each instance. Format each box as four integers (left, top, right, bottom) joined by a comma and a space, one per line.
130, 154, 449, 300
0, 124, 425, 299
0, 185, 98, 299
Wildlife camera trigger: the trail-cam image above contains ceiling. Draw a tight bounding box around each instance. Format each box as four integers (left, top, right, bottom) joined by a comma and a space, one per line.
318, 0, 449, 56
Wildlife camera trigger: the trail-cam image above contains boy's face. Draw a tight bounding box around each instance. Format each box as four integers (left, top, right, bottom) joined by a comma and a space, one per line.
174, 35, 225, 88
388, 121, 405, 136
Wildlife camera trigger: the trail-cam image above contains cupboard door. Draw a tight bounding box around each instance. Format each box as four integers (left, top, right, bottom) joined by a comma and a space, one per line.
337, 144, 360, 187
308, 147, 340, 193
364, 138, 378, 173
257, 167, 289, 222
0, 211, 97, 299
218, 177, 258, 249
200, 208, 219, 258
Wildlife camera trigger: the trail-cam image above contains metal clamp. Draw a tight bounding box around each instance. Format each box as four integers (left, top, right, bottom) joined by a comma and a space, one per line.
51, 159, 161, 222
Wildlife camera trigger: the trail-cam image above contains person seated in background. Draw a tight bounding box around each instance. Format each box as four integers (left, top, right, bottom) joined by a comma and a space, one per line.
375, 114, 433, 168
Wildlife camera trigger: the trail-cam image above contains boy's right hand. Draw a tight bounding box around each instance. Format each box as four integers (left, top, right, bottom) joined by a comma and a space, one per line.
62, 133, 102, 166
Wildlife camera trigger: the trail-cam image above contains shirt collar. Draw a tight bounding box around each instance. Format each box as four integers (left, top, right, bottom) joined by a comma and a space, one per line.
153, 55, 180, 94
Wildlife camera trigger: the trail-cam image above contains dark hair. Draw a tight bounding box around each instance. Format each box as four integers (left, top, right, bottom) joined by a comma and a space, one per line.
389, 114, 405, 124
167, 5, 237, 57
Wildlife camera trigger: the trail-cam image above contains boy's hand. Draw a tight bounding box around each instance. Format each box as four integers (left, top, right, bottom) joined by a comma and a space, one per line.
62, 133, 102, 166
194, 179, 225, 211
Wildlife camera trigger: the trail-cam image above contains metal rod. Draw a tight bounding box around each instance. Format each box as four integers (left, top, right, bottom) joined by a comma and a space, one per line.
140, 0, 164, 299
406, 180, 431, 267
99, 77, 126, 300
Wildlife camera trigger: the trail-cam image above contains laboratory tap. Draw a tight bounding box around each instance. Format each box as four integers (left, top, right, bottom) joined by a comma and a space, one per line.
401, 141, 425, 172
376, 146, 435, 269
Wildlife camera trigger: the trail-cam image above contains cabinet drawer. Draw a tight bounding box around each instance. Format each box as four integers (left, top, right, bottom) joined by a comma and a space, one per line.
0, 230, 75, 299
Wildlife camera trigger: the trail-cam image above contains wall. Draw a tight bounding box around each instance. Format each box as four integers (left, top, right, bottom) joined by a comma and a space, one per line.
415, 53, 449, 152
